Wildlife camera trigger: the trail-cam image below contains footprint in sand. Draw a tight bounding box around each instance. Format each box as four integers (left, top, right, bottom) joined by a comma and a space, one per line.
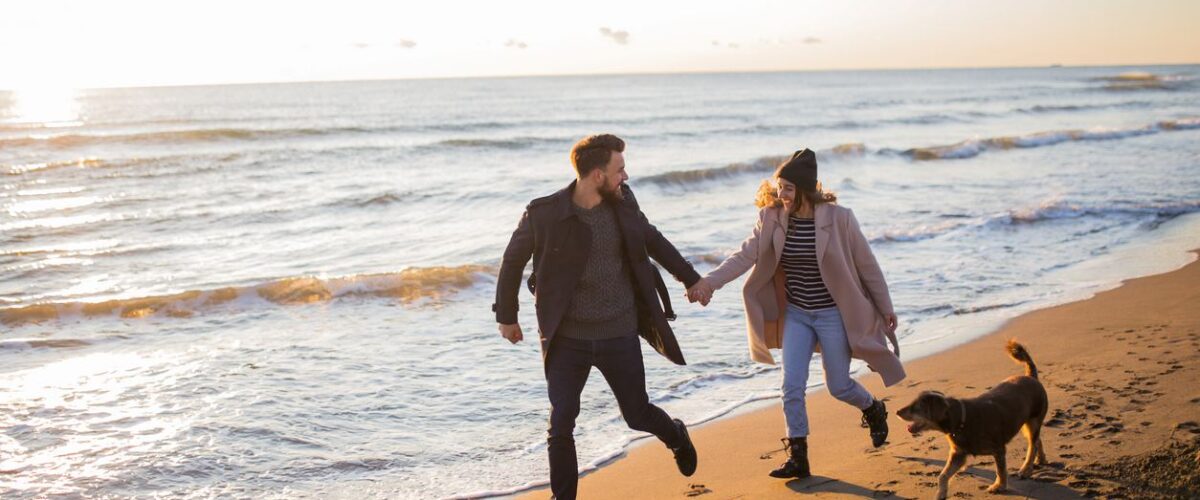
1069, 479, 1101, 489
684, 483, 712, 497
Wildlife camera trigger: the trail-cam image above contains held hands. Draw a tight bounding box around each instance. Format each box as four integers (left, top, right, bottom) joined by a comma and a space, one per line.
498, 323, 523, 344
686, 278, 714, 306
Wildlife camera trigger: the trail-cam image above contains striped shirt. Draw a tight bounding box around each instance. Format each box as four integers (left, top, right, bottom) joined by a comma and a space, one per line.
780, 216, 837, 310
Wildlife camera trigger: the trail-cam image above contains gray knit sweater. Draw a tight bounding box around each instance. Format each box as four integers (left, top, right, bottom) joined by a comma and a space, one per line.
557, 202, 638, 340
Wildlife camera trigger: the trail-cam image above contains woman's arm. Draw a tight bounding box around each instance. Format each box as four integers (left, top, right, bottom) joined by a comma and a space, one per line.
704, 210, 766, 290
845, 208, 900, 352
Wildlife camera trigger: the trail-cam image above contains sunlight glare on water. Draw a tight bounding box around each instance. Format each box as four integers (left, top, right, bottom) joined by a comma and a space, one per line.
6, 87, 82, 128
0, 350, 195, 495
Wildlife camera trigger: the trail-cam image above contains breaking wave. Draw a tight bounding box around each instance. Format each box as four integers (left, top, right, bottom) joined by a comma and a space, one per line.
0, 264, 495, 327
0, 124, 399, 149
639, 156, 785, 186
1016, 100, 1151, 114
895, 117, 1200, 160
420, 136, 573, 150
638, 117, 1198, 188
863, 200, 1200, 245
639, 143, 867, 186
1003, 199, 1200, 224
1093, 72, 1194, 91
4, 157, 108, 175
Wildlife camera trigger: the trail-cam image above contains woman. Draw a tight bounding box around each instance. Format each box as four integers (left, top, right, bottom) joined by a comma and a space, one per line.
688, 148, 904, 479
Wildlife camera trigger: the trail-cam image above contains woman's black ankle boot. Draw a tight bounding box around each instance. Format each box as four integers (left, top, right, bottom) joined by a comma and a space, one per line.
861, 399, 889, 447
768, 437, 810, 479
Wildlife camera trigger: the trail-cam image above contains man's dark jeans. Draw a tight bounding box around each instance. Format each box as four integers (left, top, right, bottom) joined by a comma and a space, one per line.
545, 335, 682, 500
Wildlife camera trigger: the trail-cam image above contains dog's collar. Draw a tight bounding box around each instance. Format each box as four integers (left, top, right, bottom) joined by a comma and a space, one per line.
948, 398, 967, 437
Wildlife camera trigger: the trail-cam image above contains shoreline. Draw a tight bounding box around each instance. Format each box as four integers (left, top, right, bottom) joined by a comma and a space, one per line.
513, 250, 1200, 499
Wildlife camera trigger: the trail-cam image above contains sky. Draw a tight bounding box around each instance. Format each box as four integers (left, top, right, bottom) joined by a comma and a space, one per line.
1, 0, 1198, 90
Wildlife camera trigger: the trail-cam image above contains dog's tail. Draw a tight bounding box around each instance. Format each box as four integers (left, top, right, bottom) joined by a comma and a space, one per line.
1006, 339, 1038, 379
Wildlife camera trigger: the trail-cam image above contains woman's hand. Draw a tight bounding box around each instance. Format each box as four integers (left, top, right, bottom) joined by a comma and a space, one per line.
884, 313, 899, 356
884, 313, 898, 335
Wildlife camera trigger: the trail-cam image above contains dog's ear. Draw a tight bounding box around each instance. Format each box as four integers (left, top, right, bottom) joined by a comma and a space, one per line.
924, 393, 950, 421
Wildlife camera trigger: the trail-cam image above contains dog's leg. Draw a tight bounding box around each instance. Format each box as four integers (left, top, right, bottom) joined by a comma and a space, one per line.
987, 449, 1008, 494
1032, 419, 1048, 466
1018, 422, 1038, 477
936, 450, 968, 500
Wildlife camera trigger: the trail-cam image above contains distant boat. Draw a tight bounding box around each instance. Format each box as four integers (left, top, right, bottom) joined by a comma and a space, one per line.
1050, 63, 1063, 68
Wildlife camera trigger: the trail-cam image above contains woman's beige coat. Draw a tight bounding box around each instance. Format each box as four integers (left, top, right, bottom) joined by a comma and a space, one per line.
704, 203, 906, 387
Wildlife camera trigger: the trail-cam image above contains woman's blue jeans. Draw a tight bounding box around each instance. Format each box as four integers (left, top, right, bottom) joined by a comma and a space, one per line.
781, 303, 874, 438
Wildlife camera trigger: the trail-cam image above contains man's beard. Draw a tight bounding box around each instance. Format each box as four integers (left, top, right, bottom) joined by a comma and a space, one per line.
599, 180, 625, 203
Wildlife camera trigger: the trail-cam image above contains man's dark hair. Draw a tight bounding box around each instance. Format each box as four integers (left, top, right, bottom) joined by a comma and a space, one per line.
570, 134, 625, 177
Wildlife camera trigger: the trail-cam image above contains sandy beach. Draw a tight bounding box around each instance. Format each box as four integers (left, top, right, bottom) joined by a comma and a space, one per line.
519, 253, 1200, 499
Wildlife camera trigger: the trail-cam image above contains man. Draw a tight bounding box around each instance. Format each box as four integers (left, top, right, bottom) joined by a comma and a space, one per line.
493, 134, 706, 499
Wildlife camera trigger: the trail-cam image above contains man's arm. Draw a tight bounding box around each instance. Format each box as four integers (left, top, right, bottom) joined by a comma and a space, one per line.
621, 186, 700, 291
639, 210, 700, 288
494, 209, 534, 330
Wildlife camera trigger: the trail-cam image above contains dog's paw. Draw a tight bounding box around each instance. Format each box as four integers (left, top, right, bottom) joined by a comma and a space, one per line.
986, 483, 1007, 494
1017, 467, 1033, 479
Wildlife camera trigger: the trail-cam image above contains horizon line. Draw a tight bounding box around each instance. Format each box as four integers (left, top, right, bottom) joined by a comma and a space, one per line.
3, 61, 1198, 93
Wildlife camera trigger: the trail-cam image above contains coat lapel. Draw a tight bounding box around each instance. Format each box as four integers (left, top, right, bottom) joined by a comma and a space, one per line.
815, 203, 832, 263
772, 206, 787, 262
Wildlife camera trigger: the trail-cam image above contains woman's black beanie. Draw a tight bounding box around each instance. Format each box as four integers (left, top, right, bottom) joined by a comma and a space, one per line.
775, 148, 818, 191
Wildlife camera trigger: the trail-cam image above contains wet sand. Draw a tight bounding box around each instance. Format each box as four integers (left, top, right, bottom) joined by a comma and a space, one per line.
519, 252, 1200, 499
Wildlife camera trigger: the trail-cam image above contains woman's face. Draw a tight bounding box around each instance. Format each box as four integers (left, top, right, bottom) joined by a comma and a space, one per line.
776, 178, 797, 209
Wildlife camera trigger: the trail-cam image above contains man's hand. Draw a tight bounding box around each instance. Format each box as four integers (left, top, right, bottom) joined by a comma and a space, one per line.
686, 278, 714, 306
498, 323, 523, 344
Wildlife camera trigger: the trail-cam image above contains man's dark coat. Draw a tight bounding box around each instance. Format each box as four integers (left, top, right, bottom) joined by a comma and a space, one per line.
493, 181, 700, 365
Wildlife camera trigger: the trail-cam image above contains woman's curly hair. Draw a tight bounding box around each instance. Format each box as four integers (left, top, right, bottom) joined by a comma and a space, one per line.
754, 178, 837, 210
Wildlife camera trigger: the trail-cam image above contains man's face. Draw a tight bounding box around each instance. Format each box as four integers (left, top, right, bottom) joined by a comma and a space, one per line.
597, 151, 628, 202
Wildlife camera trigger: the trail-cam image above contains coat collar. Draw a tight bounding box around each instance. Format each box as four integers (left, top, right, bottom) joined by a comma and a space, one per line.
772, 202, 836, 228
550, 180, 578, 221
550, 180, 637, 221
771, 203, 835, 262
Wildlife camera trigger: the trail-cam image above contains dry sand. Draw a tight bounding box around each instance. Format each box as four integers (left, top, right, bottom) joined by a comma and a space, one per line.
519, 253, 1200, 499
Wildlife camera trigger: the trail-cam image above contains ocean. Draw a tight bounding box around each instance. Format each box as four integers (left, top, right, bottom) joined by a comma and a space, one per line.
2, 66, 1199, 498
